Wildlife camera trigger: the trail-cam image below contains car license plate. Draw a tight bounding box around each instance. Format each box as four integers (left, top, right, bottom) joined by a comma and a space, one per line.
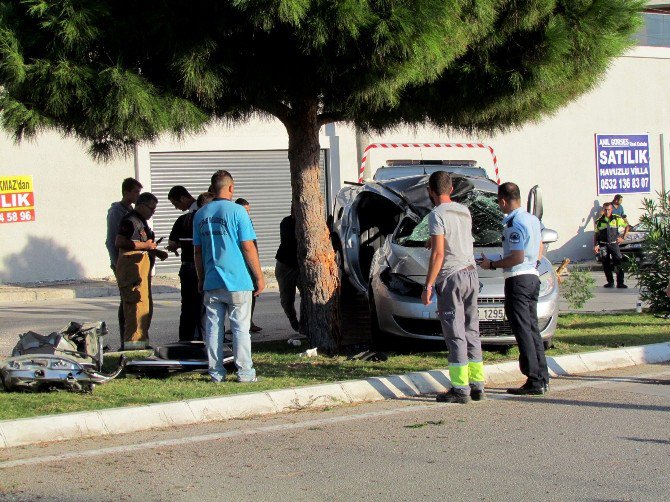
478, 307, 506, 321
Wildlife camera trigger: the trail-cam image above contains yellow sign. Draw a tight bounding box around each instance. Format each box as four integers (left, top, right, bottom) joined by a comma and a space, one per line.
0, 175, 35, 223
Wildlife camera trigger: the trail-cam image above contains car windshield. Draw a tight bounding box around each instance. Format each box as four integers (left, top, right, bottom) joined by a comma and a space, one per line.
396, 189, 504, 247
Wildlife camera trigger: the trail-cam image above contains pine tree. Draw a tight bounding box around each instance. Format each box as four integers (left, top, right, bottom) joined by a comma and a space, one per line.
0, 0, 643, 352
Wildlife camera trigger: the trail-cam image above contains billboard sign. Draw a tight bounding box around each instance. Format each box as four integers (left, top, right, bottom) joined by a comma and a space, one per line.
595, 134, 650, 195
0, 175, 35, 224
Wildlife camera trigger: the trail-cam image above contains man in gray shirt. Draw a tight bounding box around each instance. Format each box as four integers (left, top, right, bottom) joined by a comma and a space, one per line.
106, 177, 142, 349
421, 171, 485, 404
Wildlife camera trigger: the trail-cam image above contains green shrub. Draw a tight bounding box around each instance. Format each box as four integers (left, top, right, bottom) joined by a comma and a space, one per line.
628, 191, 670, 313
561, 268, 595, 310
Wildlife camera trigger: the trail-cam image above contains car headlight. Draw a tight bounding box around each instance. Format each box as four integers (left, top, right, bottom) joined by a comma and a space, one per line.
379, 269, 423, 298
539, 272, 556, 298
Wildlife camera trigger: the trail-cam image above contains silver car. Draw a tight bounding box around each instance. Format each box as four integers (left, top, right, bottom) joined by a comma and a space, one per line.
332, 166, 559, 348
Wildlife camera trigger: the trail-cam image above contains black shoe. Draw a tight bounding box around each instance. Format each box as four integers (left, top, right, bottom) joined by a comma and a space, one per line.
616, 284, 628, 289
289, 319, 301, 332
543, 382, 550, 393
603, 282, 615, 288
506, 384, 545, 396
470, 388, 485, 401
436, 389, 470, 404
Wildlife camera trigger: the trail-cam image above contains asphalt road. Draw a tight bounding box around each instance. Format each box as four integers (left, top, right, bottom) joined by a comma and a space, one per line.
0, 363, 668, 501
0, 290, 298, 357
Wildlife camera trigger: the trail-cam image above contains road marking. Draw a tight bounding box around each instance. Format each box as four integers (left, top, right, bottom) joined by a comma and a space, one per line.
1, 368, 668, 469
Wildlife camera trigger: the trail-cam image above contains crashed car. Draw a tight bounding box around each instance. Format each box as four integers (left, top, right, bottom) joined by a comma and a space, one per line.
332, 164, 559, 348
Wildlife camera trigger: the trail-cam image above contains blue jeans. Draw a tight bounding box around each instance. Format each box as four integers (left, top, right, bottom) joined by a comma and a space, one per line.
204, 289, 256, 382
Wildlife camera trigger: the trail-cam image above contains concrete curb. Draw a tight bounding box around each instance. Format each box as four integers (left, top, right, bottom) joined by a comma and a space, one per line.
1, 342, 669, 449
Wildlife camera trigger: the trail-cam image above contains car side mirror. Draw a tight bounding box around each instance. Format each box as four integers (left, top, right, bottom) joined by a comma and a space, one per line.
542, 228, 558, 244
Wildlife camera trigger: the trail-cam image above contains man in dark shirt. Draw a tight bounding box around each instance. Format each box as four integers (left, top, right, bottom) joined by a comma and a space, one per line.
168, 186, 204, 341
275, 208, 301, 332
115, 192, 168, 350
235, 198, 262, 333
105, 177, 142, 350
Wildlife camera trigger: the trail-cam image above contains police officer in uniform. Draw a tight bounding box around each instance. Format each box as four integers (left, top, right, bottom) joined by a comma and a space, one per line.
594, 202, 629, 288
480, 182, 548, 395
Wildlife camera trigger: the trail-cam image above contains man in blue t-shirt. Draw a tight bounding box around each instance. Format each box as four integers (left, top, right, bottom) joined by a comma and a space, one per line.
193, 170, 265, 383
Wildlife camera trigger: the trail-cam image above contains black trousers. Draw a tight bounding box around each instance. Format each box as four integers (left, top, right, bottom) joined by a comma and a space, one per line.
504, 274, 549, 388
601, 243, 624, 286
179, 262, 204, 341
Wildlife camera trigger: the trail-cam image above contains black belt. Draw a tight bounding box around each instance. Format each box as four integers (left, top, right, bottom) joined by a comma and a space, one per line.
599, 242, 617, 245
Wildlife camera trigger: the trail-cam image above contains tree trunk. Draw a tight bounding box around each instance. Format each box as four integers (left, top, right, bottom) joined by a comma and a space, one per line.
284, 100, 340, 354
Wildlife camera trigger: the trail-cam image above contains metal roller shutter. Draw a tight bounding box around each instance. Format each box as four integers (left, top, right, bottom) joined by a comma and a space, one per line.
150, 149, 328, 272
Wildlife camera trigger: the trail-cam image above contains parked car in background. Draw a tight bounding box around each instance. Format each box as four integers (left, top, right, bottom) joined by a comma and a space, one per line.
618, 222, 648, 262
332, 163, 559, 349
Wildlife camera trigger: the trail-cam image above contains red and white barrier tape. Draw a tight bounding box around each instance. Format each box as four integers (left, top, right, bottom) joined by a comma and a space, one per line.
358, 142, 500, 184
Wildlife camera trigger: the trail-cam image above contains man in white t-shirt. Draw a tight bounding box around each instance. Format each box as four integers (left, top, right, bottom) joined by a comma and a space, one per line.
421, 171, 484, 404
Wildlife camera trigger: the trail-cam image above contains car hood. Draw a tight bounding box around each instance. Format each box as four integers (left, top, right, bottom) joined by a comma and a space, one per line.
384, 243, 555, 297
385, 243, 506, 296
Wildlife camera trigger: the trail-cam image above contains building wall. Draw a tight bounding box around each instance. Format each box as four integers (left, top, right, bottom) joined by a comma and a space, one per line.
0, 132, 134, 282
341, 46, 670, 262
1, 46, 669, 283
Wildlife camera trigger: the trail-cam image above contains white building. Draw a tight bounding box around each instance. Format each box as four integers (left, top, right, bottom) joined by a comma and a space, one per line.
2, 8, 670, 283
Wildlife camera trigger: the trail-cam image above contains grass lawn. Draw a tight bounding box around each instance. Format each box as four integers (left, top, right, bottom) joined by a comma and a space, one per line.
1, 312, 669, 420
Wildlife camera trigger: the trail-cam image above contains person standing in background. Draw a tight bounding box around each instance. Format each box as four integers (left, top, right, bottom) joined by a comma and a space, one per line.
194, 171, 264, 383
115, 192, 168, 350
167, 185, 203, 341
105, 177, 142, 350
235, 198, 262, 333
275, 206, 301, 333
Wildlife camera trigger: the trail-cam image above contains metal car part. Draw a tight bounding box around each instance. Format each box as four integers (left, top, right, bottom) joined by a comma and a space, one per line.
0, 354, 125, 393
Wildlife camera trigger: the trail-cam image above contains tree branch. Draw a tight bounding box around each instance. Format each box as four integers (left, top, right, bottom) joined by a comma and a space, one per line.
318, 112, 343, 126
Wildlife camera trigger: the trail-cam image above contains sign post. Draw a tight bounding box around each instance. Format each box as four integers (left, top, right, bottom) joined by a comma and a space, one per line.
595, 134, 651, 195
0, 175, 35, 224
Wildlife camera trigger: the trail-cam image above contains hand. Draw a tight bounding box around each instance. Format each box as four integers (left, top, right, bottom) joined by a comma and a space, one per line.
616, 236, 624, 244
166, 241, 179, 254
145, 240, 157, 251
254, 276, 266, 297
479, 253, 491, 270
594, 245, 600, 254
154, 249, 169, 261
421, 287, 432, 306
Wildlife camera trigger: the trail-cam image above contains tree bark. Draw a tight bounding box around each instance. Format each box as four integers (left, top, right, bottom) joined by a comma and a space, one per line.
284, 99, 340, 354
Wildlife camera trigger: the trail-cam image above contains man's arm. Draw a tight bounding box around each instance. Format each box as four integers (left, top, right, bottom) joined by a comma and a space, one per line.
194, 245, 204, 293
241, 240, 265, 296
617, 218, 630, 243
115, 234, 156, 251
421, 234, 444, 306
480, 250, 524, 270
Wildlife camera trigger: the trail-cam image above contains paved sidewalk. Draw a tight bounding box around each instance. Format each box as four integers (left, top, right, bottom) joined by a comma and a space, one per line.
0, 269, 279, 303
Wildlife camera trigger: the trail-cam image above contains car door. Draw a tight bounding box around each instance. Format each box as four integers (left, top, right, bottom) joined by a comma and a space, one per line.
340, 182, 409, 292
527, 185, 543, 220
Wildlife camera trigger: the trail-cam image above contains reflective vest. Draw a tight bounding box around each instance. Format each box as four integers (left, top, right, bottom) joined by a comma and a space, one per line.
595, 214, 626, 243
